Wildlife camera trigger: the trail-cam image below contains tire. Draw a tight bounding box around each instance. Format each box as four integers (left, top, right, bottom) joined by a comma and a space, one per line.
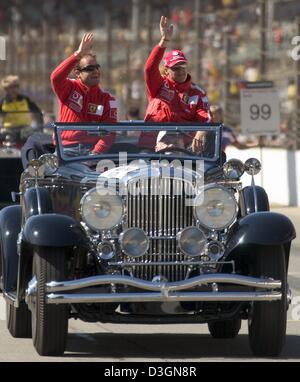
0, 225, 5, 292
31, 247, 69, 356
208, 319, 241, 339
6, 301, 32, 338
0, 254, 3, 292
248, 245, 287, 357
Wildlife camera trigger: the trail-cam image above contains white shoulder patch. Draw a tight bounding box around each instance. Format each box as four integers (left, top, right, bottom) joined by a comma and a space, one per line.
109, 100, 118, 108
188, 95, 199, 105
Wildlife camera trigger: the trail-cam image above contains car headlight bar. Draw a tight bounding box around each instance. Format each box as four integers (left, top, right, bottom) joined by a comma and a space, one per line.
194, 185, 238, 230
81, 188, 123, 231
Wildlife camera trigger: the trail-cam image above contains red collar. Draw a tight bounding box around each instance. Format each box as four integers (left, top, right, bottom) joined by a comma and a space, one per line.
77, 79, 100, 93
165, 74, 192, 92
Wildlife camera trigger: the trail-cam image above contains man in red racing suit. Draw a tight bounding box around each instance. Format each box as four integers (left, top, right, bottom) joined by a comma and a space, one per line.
139, 16, 212, 150
51, 32, 117, 153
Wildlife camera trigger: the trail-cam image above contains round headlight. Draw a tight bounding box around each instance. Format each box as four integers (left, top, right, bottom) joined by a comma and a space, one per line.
195, 186, 237, 229
81, 188, 123, 231
177, 227, 206, 257
120, 228, 149, 257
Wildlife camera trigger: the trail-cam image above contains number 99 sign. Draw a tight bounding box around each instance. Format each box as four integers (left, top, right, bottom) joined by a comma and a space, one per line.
240, 87, 280, 136
249, 104, 271, 120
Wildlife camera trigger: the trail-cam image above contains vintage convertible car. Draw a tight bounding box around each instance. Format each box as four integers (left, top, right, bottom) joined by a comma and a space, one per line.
0, 122, 296, 357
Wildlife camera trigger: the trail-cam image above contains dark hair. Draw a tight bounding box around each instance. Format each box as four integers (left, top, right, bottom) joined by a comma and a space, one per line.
75, 53, 97, 70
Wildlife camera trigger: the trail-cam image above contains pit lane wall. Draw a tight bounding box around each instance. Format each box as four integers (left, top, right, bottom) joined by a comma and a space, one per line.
226, 147, 300, 207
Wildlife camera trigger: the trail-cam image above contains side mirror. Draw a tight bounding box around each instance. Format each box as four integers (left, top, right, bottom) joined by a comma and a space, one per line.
244, 158, 262, 213
39, 154, 58, 175
27, 154, 58, 178
244, 158, 261, 176
223, 159, 244, 179
27, 159, 45, 178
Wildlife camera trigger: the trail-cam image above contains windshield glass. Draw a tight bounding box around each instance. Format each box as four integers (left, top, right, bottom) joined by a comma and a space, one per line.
55, 123, 222, 162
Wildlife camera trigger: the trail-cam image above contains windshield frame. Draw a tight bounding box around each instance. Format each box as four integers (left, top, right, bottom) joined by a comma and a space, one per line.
54, 122, 223, 165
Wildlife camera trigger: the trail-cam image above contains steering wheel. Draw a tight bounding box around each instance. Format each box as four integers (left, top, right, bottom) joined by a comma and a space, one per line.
106, 142, 140, 154
155, 147, 197, 156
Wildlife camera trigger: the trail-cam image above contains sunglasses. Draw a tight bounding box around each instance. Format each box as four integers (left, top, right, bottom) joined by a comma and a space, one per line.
169, 64, 187, 71
78, 64, 101, 72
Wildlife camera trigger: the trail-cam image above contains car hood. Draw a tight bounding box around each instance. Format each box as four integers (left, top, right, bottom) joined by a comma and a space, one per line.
57, 159, 209, 187
99, 160, 203, 185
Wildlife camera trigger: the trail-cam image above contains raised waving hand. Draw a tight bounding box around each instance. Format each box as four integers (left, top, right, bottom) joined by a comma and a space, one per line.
75, 32, 94, 58
159, 16, 173, 47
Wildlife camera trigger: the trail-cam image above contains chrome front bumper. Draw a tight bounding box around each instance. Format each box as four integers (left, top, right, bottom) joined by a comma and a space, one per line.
26, 273, 282, 304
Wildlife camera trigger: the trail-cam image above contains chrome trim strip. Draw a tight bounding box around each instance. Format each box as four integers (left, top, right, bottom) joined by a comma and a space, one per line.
35, 186, 42, 215
45, 273, 281, 293
251, 174, 258, 212
46, 291, 282, 304
108, 260, 229, 267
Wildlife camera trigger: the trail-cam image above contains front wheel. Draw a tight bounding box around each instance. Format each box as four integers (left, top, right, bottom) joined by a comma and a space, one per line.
248, 245, 287, 357
31, 247, 69, 356
0, 253, 3, 291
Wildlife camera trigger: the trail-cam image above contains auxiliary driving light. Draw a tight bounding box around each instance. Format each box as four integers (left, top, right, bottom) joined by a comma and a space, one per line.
120, 228, 149, 257
177, 227, 206, 257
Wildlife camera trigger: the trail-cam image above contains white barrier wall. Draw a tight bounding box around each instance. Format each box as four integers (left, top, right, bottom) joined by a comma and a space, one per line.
226, 146, 300, 207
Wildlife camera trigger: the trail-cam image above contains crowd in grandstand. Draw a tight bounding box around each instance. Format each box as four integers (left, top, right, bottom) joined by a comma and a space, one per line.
0, 0, 298, 149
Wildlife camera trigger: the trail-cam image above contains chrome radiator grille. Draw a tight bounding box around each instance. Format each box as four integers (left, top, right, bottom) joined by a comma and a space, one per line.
126, 177, 195, 282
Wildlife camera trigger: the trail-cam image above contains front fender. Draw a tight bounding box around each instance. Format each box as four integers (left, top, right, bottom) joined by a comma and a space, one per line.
22, 213, 88, 247
225, 212, 296, 256
0, 205, 21, 292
